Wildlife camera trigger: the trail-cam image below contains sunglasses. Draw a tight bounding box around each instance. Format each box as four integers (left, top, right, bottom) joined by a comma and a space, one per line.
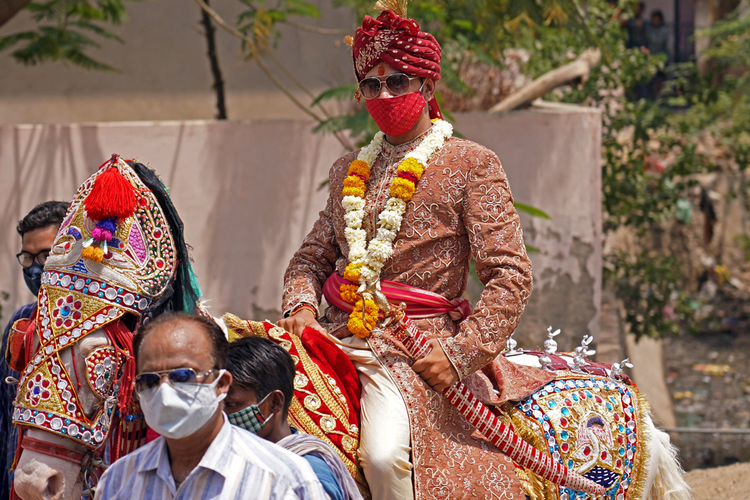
358, 73, 424, 100
135, 368, 216, 395
17, 249, 51, 268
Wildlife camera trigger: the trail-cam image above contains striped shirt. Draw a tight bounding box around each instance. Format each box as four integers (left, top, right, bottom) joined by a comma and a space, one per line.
94, 415, 328, 500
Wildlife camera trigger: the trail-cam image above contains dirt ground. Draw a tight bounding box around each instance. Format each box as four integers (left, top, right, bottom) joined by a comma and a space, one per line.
661, 287, 750, 470
684, 462, 750, 499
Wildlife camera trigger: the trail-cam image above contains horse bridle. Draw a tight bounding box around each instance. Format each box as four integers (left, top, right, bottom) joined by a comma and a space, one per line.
20, 435, 107, 497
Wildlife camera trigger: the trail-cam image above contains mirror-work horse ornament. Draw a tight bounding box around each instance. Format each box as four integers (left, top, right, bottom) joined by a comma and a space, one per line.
6, 155, 198, 499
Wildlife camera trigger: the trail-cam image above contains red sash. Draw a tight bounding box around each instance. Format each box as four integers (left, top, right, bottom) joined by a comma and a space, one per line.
322, 273, 472, 321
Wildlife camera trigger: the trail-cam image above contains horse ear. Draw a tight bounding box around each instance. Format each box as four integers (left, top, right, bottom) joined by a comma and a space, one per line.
7, 318, 34, 372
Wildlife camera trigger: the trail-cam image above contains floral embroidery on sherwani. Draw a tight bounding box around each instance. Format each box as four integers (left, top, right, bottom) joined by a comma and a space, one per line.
283, 135, 554, 500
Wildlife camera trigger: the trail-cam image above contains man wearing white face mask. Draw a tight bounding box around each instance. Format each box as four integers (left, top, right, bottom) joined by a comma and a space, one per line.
94, 312, 327, 500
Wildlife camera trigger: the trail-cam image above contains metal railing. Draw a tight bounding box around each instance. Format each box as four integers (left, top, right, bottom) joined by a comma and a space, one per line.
662, 427, 750, 435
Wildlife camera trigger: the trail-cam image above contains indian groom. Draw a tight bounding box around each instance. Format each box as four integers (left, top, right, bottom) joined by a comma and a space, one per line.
279, 2, 552, 499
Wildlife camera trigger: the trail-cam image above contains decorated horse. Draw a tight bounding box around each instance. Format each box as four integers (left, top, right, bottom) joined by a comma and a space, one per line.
496, 329, 689, 500
5, 155, 201, 499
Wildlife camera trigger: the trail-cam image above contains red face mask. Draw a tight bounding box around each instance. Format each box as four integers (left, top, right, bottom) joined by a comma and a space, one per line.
366, 91, 426, 137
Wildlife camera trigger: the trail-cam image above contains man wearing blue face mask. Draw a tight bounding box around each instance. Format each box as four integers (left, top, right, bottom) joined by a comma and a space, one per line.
95, 312, 327, 500
0, 200, 68, 500
225, 337, 363, 500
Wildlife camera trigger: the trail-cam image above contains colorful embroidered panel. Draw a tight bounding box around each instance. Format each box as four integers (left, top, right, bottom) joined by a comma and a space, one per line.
12, 288, 124, 448
498, 374, 649, 500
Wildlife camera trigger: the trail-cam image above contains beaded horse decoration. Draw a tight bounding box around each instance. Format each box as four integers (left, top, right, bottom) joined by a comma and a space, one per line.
10, 154, 178, 452
499, 330, 650, 500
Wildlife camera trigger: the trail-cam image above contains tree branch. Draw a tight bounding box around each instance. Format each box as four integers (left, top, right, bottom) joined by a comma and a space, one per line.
193, 0, 355, 151
194, 0, 322, 121
489, 48, 602, 113
264, 49, 355, 149
282, 20, 352, 35
200, 0, 228, 120
0, 0, 32, 28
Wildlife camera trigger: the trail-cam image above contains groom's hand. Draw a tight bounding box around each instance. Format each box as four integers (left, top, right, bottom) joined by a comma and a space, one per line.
413, 339, 459, 392
278, 308, 326, 338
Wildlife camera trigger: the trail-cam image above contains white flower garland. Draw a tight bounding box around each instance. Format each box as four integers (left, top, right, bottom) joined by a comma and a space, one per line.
344, 119, 454, 286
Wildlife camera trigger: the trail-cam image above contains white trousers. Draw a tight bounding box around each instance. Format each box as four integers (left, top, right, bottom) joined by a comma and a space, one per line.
330, 334, 414, 500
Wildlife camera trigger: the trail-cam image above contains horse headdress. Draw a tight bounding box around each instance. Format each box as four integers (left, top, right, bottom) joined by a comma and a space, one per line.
7, 154, 200, 497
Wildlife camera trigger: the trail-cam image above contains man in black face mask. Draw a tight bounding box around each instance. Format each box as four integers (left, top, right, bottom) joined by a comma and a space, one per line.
0, 200, 68, 499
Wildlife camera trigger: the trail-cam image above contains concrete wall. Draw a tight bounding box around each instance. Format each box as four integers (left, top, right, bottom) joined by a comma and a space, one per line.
0, 105, 602, 352
0, 0, 356, 124
0, 120, 343, 323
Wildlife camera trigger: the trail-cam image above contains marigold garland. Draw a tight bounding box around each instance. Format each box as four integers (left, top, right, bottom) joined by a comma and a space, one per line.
390, 177, 417, 201
340, 284, 360, 304
343, 264, 362, 283
348, 297, 379, 339
340, 120, 454, 338
348, 160, 371, 179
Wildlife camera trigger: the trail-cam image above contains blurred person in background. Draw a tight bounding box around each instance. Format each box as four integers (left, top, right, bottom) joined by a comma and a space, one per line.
647, 9, 670, 59
647, 10, 670, 95
627, 2, 649, 49
0, 200, 68, 499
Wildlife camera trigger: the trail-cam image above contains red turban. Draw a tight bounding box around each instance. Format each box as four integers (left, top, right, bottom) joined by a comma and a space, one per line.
353, 10, 443, 119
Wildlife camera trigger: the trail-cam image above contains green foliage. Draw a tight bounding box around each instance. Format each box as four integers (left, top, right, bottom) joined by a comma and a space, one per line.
668, 10, 750, 171
0, 0, 132, 71
514, 202, 551, 220
309, 83, 357, 107
569, 4, 749, 338
311, 84, 380, 147
736, 234, 750, 263
606, 251, 698, 340
335, 0, 612, 74
237, 0, 319, 59
309, 83, 381, 146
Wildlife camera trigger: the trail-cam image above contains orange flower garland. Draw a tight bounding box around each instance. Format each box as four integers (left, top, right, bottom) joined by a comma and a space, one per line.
390, 157, 425, 202
340, 284, 360, 304
348, 295, 379, 339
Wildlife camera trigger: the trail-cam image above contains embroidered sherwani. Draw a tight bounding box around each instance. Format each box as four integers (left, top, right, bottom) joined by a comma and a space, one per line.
283, 134, 551, 500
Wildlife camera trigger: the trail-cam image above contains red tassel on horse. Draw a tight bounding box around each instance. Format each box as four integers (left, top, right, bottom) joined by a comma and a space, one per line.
84, 160, 137, 222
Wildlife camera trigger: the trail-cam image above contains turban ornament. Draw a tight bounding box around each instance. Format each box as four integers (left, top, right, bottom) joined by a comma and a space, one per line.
352, 3, 443, 119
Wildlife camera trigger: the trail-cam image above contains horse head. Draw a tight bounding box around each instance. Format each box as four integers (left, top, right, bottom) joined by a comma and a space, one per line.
7, 155, 199, 499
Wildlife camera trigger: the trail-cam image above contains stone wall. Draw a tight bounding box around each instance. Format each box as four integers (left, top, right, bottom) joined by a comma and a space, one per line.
0, 105, 602, 351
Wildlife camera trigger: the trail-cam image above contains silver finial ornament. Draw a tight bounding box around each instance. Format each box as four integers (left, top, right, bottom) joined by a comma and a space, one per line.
572, 335, 596, 372
506, 336, 519, 354
543, 326, 561, 355
610, 358, 633, 381
540, 326, 561, 370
